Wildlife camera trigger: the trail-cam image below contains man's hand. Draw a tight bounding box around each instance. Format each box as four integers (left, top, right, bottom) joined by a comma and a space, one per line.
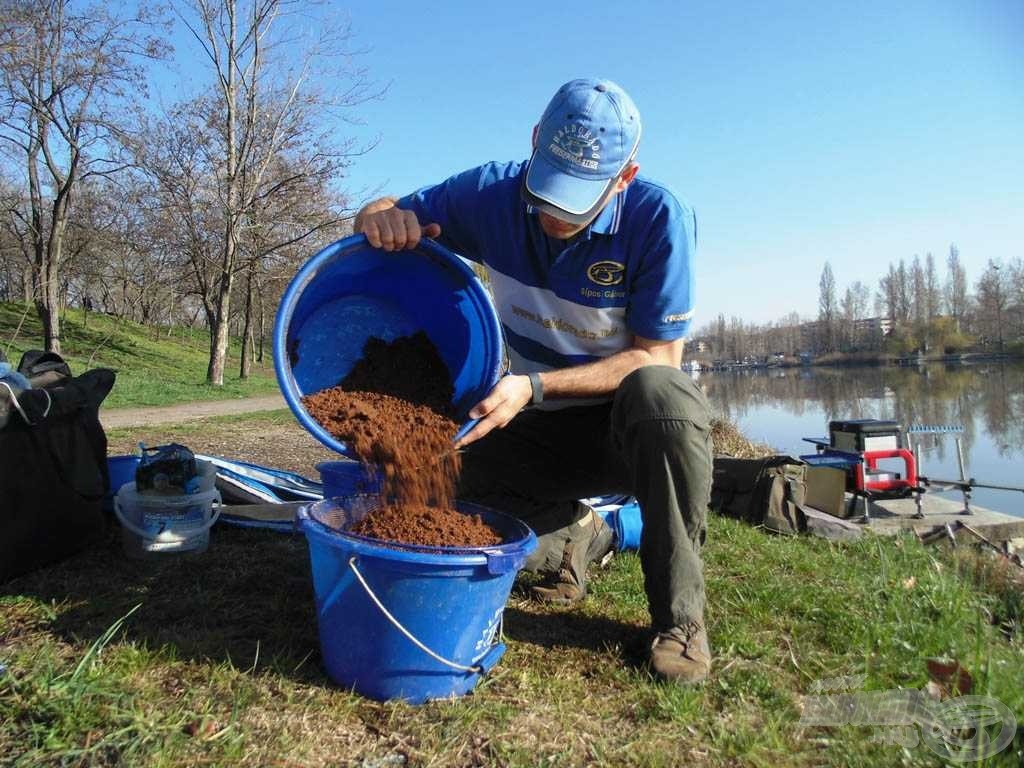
355, 198, 441, 251
453, 374, 533, 447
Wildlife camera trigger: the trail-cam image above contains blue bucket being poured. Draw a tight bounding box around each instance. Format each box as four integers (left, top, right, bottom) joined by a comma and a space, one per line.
273, 234, 504, 458
298, 497, 537, 703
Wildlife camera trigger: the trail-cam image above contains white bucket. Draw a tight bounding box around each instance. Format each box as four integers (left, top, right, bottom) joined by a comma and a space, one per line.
114, 460, 221, 557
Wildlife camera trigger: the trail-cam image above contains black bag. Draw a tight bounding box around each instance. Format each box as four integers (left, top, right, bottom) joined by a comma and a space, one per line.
710, 455, 808, 535
1, 352, 115, 582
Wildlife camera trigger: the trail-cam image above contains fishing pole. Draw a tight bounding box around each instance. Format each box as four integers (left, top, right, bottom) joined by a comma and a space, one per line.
919, 477, 1024, 494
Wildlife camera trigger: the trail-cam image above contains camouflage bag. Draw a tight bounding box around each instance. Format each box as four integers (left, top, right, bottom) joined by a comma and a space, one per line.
710, 455, 808, 535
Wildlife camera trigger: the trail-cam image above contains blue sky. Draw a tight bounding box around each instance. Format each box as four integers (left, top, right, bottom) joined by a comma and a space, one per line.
169, 0, 1024, 326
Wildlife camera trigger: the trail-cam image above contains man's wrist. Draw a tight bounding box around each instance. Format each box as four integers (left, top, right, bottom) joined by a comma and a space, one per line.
527, 372, 544, 405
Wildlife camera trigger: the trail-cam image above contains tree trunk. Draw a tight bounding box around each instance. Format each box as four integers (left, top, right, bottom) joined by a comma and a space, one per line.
256, 284, 266, 363
239, 261, 254, 379
21, 264, 33, 303
38, 253, 63, 353
207, 265, 234, 385
206, 3, 240, 387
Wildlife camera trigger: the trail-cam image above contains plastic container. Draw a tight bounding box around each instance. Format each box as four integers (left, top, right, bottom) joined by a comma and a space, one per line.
829, 419, 902, 453
297, 497, 537, 703
609, 501, 642, 551
317, 460, 382, 498
591, 497, 641, 552
113, 461, 221, 557
272, 234, 505, 459
105, 455, 141, 512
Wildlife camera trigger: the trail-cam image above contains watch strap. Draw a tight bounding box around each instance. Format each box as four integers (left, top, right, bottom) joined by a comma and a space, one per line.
527, 372, 544, 405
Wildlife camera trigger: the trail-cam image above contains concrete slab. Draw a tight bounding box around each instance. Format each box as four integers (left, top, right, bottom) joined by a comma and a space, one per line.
837, 492, 1024, 544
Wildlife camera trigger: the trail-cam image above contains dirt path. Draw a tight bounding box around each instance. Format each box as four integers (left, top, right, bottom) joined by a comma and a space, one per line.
100, 393, 287, 430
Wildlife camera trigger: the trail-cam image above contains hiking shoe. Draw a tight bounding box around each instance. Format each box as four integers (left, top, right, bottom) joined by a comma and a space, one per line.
648, 621, 711, 684
530, 509, 615, 604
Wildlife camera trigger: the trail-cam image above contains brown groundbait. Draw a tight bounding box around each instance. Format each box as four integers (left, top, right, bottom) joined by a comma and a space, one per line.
301, 332, 502, 548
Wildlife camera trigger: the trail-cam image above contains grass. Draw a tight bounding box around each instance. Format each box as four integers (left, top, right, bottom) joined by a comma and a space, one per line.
2, 304, 1022, 765
1, 301, 278, 408
2, 502, 1022, 767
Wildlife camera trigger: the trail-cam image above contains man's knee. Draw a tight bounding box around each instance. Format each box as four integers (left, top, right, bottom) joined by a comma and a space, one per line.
613, 365, 711, 429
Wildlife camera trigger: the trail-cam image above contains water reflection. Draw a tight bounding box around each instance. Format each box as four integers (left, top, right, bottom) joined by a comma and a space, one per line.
701, 363, 1024, 516
706, 363, 1022, 459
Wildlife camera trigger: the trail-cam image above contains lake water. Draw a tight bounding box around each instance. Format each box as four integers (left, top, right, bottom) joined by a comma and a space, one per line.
701, 362, 1024, 518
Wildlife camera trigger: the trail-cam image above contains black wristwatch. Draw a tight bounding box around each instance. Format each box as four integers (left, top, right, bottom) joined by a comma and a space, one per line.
527, 372, 544, 405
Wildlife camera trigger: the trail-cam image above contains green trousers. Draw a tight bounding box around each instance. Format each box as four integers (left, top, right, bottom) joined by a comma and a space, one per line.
456, 365, 713, 631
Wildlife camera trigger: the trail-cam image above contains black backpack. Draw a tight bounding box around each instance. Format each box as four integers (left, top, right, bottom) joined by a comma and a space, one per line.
1, 352, 115, 581
710, 455, 808, 535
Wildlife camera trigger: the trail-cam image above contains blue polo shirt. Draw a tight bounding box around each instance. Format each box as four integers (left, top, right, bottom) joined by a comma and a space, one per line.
398, 161, 696, 390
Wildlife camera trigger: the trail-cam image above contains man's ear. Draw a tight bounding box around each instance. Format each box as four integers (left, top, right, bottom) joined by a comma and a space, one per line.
614, 162, 640, 192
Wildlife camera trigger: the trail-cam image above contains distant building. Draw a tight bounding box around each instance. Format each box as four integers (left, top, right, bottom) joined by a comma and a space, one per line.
800, 316, 894, 352
854, 317, 894, 336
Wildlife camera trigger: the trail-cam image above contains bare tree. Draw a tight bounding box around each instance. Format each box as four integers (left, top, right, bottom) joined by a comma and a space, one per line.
0, 173, 33, 302
895, 258, 910, 322
172, 0, 378, 385
0, 0, 169, 351
1008, 257, 1024, 343
818, 261, 837, 352
236, 149, 352, 378
839, 279, 869, 350
923, 251, 941, 322
877, 263, 899, 324
137, 100, 225, 333
974, 260, 1008, 351
945, 244, 968, 331
910, 254, 925, 329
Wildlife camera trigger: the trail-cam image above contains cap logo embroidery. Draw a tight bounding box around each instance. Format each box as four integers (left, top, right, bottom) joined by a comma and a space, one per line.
587, 260, 625, 286
549, 124, 601, 171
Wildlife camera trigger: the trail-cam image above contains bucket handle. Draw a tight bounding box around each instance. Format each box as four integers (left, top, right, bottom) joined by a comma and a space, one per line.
347, 556, 497, 675
114, 492, 223, 541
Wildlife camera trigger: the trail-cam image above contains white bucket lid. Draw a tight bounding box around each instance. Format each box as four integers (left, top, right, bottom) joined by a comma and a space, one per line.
116, 483, 221, 509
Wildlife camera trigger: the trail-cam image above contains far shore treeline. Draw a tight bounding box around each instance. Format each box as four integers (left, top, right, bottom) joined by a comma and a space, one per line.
692, 253, 1024, 365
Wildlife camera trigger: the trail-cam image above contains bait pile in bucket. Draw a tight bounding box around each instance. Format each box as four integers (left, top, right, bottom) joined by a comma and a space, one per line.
301, 331, 501, 547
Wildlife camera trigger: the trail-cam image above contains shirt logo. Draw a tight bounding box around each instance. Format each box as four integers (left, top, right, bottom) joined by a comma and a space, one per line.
549, 124, 601, 171
663, 310, 694, 323
587, 260, 625, 286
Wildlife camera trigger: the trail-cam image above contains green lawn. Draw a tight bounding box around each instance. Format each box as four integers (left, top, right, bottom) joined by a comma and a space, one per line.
2, 302, 1021, 765
1, 302, 278, 408
2, 512, 1020, 767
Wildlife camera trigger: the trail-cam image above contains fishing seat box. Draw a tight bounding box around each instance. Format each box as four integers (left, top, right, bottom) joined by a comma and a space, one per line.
828, 419, 901, 454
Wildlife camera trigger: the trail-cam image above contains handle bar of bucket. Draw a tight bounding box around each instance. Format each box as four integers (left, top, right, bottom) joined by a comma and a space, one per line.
347, 555, 504, 675
113, 492, 223, 542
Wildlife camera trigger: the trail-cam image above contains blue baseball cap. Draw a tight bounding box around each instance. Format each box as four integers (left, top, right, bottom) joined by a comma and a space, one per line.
523, 78, 642, 225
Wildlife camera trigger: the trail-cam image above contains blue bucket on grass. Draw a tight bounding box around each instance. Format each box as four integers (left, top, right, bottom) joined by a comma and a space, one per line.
298, 497, 537, 703
105, 455, 141, 512
273, 234, 505, 459
610, 501, 643, 551
316, 460, 382, 498
592, 496, 642, 552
